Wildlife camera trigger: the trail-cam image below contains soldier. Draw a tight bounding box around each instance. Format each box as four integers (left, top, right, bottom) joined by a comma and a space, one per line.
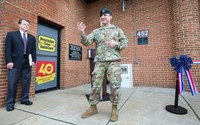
77, 8, 128, 122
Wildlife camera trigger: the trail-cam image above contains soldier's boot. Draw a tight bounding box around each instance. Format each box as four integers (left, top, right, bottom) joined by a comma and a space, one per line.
110, 105, 118, 122
81, 105, 98, 118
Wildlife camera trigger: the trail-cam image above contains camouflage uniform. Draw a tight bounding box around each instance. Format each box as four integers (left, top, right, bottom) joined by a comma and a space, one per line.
80, 24, 128, 105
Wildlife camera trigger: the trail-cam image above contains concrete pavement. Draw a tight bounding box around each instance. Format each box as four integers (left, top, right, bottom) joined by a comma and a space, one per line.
0, 84, 199, 125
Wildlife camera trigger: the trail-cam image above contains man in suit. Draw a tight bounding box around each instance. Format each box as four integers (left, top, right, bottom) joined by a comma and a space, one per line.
5, 18, 36, 111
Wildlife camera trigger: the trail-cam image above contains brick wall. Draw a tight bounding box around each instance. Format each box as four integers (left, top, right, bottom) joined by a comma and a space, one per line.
172, 0, 200, 91
0, 0, 88, 107
86, 0, 200, 91
0, 1, 6, 107
86, 0, 175, 87
132, 0, 175, 87
0, 0, 199, 107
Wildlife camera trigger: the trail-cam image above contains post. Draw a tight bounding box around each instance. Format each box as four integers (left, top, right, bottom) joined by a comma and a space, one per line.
165, 72, 187, 114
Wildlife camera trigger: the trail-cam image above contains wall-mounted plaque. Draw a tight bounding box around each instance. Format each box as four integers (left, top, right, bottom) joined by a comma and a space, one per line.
138, 37, 148, 45
69, 44, 82, 61
136, 30, 149, 45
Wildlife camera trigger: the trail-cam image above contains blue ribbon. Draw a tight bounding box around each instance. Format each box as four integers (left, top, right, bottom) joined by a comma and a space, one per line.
170, 55, 199, 96
170, 55, 193, 72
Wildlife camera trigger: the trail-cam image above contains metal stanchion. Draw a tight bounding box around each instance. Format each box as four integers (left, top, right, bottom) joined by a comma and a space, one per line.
165, 73, 187, 114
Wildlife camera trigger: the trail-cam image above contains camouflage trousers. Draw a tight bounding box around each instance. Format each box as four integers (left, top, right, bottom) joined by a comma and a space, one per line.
89, 61, 122, 105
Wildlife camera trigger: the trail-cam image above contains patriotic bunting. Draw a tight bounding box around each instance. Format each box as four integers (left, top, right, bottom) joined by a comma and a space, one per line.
170, 55, 198, 96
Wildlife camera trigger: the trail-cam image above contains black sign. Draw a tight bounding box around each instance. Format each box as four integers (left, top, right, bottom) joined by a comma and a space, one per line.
138, 37, 148, 45
69, 44, 82, 61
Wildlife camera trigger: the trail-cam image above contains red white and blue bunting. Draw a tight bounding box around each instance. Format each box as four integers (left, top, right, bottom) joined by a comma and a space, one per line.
170, 55, 199, 96
193, 60, 200, 64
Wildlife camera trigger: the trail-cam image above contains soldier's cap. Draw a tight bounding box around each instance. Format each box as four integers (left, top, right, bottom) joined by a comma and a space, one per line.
100, 8, 112, 16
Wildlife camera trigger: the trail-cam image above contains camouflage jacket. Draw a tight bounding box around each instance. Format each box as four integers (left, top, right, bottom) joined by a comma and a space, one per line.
80, 24, 128, 62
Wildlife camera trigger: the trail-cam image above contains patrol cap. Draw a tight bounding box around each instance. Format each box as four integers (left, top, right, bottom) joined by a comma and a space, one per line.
100, 8, 112, 16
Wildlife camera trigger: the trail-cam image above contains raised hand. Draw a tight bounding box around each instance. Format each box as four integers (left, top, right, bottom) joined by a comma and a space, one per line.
77, 22, 86, 34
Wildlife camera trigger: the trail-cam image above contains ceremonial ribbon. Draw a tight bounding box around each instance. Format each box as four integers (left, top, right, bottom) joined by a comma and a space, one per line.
170, 55, 199, 96
193, 60, 200, 64
177, 69, 184, 94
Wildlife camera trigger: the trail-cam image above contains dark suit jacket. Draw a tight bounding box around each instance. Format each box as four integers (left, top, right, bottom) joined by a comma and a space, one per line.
5, 30, 36, 69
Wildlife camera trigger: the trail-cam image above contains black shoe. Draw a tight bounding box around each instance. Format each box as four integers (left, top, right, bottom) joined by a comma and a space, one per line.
6, 106, 14, 111
21, 100, 33, 105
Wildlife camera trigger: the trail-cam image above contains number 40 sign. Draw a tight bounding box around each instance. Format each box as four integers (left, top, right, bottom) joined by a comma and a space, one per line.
136, 30, 149, 37
36, 61, 56, 84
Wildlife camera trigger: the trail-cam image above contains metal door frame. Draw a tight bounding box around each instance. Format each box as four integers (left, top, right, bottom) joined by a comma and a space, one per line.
36, 17, 64, 93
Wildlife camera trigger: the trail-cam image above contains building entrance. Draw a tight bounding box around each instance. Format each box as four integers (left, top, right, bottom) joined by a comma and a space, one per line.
35, 21, 60, 92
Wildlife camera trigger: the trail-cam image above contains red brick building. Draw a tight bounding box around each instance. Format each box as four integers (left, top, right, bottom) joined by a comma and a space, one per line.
0, 0, 199, 107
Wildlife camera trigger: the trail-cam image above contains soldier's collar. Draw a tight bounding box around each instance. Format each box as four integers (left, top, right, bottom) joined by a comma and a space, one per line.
100, 24, 115, 29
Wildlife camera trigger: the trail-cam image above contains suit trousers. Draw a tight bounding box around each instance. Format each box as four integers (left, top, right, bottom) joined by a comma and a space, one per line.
6, 61, 32, 107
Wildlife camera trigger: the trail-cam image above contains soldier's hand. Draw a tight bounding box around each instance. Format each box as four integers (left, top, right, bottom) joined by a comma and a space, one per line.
105, 39, 118, 48
77, 22, 86, 34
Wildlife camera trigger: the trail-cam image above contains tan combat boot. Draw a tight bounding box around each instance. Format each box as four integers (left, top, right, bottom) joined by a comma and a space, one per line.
110, 104, 118, 122
81, 105, 98, 118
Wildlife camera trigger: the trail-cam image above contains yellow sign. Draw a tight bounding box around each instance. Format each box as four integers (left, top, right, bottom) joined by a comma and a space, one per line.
36, 73, 56, 84
38, 35, 56, 52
